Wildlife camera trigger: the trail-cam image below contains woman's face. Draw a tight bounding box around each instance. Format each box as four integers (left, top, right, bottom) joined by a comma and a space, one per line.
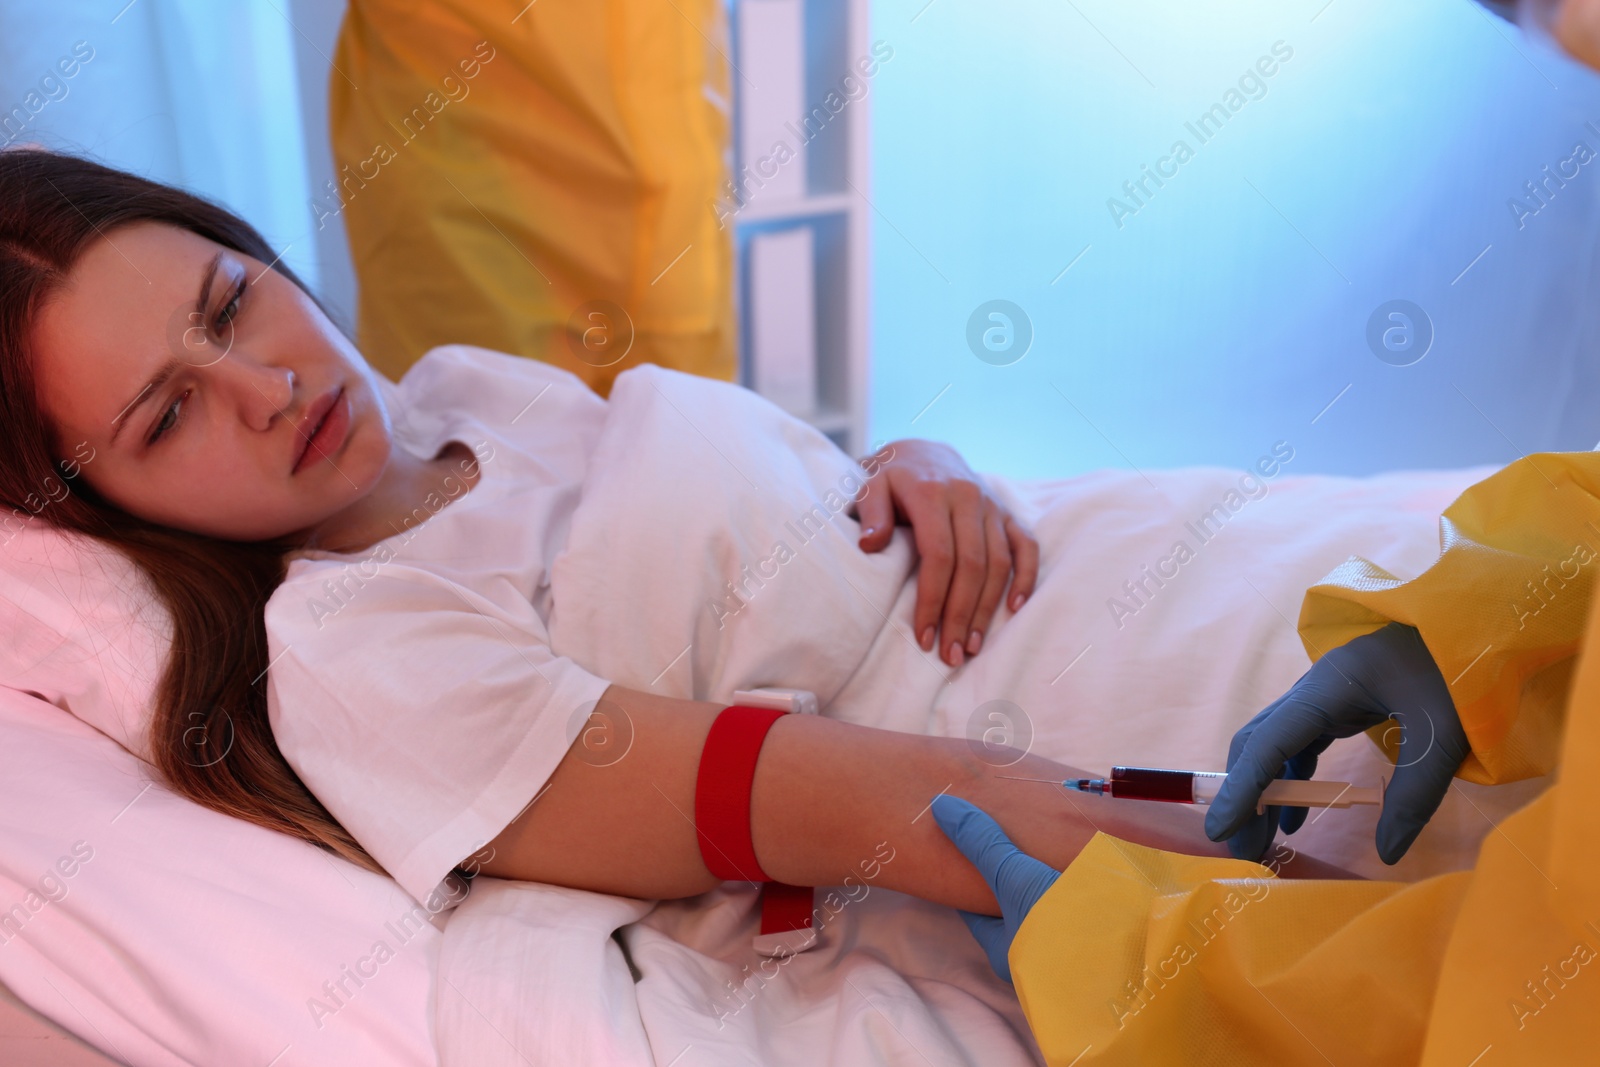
30, 221, 393, 542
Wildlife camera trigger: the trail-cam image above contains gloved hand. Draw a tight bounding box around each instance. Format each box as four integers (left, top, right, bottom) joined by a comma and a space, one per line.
930, 794, 1060, 982
1205, 621, 1470, 866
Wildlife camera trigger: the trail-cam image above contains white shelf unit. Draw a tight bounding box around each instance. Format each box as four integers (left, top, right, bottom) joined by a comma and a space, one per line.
728, 0, 872, 458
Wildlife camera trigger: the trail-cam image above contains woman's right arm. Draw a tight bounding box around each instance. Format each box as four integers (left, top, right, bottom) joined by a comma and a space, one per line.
474, 685, 1350, 912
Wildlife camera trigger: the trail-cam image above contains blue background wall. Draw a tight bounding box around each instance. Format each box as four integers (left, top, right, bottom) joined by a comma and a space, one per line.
867, 0, 1600, 478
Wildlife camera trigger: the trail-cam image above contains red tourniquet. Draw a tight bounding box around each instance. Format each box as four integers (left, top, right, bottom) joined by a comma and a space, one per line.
694, 705, 814, 936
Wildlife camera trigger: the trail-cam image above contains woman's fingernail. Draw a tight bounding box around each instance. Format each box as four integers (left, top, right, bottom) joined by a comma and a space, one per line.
1010, 593, 1025, 612
861, 526, 876, 539
920, 627, 934, 650
967, 630, 982, 655
948, 641, 965, 667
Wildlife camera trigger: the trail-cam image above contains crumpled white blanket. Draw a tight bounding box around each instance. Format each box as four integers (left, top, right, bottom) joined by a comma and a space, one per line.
433, 365, 1539, 1066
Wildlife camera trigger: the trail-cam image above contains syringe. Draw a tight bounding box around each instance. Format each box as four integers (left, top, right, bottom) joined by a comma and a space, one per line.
1004, 765, 1383, 812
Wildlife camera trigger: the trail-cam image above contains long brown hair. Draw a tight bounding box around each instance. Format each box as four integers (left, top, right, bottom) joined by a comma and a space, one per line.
0, 148, 385, 876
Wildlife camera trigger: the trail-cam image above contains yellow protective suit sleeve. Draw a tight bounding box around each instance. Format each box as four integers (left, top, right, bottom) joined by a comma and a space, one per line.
328, 0, 736, 396
1010, 835, 1471, 1064
1298, 451, 1600, 784
1011, 601, 1600, 1065
1009, 455, 1600, 1065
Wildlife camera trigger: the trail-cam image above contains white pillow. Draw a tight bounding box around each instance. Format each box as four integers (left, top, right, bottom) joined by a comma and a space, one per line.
0, 523, 445, 1065
0, 521, 170, 762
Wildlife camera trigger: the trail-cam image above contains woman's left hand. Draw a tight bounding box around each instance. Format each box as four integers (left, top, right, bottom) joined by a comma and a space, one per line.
854, 439, 1039, 666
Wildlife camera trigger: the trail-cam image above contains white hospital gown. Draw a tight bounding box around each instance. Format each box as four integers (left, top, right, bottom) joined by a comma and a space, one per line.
263, 345, 615, 909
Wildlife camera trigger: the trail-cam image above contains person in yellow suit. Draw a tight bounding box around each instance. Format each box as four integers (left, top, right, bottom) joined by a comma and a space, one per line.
327, 0, 736, 395
933, 450, 1600, 1064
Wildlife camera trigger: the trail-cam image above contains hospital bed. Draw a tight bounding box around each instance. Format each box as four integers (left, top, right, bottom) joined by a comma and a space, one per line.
0, 366, 1548, 1065
0, 978, 124, 1066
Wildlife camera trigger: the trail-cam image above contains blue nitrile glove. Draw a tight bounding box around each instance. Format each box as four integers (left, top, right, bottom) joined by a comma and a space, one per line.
1205, 621, 1471, 866
930, 794, 1061, 983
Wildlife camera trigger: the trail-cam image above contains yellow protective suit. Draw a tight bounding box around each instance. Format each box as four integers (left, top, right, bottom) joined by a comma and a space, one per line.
1009, 451, 1600, 1065
327, 0, 736, 395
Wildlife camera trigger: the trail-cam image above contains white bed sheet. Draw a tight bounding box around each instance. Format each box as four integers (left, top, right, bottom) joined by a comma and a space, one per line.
431, 365, 1544, 1066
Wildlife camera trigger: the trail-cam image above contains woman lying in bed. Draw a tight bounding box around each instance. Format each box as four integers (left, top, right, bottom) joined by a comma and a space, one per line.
0, 150, 1352, 925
